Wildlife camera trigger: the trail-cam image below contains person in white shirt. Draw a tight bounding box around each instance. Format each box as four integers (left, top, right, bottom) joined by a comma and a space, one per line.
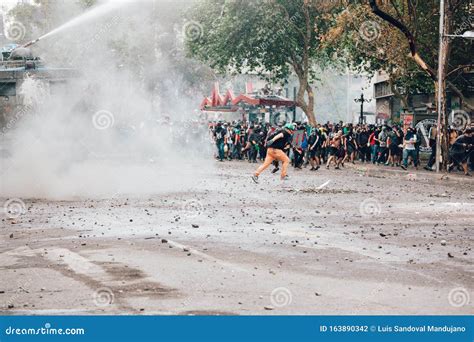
401, 127, 418, 170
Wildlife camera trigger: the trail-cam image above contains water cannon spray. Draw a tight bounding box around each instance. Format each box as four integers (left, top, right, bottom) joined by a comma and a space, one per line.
22, 38, 41, 48
18, 0, 130, 50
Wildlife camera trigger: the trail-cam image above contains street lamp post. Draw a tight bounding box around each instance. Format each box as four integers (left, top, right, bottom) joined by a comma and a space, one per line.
354, 93, 370, 125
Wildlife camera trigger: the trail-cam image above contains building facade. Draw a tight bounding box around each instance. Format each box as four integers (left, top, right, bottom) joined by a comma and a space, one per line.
373, 70, 474, 127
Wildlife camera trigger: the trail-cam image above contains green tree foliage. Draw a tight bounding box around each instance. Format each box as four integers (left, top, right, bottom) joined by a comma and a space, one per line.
324, 0, 472, 110
186, 0, 342, 125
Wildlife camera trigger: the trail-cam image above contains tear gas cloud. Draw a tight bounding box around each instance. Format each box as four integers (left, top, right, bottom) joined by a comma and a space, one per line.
1, 0, 214, 200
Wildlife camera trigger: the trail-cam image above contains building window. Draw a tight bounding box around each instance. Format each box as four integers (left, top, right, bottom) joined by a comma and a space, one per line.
374, 81, 392, 98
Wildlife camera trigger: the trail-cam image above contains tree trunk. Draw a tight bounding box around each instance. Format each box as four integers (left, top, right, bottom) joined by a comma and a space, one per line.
294, 76, 316, 126
369, 0, 474, 112
306, 83, 316, 126
439, 3, 452, 172
293, 0, 316, 127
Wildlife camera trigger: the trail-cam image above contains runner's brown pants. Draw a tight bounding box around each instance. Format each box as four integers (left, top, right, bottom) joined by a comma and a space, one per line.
255, 148, 290, 179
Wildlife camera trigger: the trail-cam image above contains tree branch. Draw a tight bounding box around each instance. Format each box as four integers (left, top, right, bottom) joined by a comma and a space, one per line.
447, 64, 474, 78
270, 1, 306, 39
369, 0, 473, 112
368, 0, 436, 80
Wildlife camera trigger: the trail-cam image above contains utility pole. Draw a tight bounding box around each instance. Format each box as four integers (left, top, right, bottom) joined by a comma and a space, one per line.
435, 0, 445, 173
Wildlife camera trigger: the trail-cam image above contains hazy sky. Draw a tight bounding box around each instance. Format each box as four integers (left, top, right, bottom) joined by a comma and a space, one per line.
1, 0, 21, 13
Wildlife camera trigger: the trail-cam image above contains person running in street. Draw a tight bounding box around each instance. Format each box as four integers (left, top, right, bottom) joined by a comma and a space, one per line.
343, 127, 358, 164
448, 128, 473, 176
252, 123, 295, 183
265, 126, 281, 174
320, 127, 329, 165
308, 128, 321, 171
326, 130, 343, 169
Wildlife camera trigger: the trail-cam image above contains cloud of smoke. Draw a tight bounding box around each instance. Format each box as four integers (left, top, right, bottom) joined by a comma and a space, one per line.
1, 0, 213, 200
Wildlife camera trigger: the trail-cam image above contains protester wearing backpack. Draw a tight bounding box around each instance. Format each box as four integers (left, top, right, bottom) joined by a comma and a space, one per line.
252, 123, 295, 183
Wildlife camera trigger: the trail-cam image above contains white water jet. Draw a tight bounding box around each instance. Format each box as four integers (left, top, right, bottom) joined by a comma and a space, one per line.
37, 0, 134, 42
1, 0, 211, 200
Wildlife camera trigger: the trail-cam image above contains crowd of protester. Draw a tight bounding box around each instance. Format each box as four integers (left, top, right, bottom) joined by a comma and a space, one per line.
211, 120, 474, 176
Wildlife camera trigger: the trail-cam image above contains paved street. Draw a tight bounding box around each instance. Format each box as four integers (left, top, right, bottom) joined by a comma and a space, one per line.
1, 162, 473, 315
